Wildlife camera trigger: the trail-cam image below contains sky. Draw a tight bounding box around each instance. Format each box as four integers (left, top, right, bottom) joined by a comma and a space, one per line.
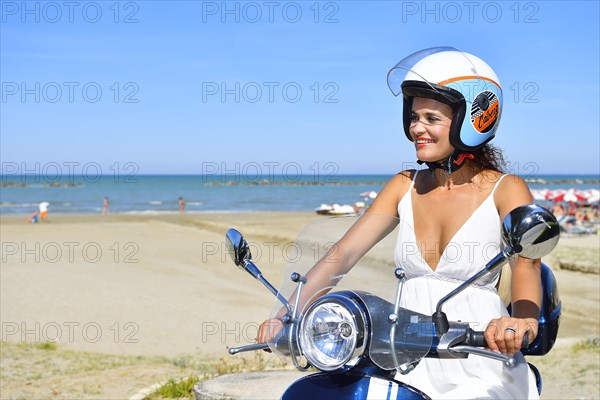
1, 0, 599, 177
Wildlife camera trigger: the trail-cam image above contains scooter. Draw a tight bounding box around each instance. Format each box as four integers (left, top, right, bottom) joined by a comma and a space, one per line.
224, 204, 561, 399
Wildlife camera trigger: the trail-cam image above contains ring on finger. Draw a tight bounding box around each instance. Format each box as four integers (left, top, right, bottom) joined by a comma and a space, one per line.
504, 327, 517, 334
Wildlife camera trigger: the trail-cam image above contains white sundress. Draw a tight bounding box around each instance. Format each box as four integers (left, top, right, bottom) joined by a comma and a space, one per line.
393, 170, 539, 399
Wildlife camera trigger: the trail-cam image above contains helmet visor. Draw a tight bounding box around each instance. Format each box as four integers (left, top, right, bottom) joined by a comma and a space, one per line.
387, 46, 462, 96
387, 46, 500, 106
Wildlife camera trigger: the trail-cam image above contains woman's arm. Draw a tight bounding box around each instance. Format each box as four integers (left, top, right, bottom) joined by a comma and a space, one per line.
257, 172, 412, 342
485, 174, 542, 355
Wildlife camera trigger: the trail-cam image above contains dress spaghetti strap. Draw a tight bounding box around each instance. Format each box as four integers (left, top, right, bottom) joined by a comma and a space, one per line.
491, 173, 509, 196
409, 169, 419, 189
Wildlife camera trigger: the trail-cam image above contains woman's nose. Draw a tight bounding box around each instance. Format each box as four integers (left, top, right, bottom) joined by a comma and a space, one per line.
410, 119, 427, 134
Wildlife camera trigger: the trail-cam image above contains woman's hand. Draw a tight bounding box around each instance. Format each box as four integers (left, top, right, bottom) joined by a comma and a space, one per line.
484, 317, 538, 356
256, 318, 284, 351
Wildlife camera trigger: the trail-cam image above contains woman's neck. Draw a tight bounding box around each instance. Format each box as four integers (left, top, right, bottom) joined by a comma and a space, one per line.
429, 163, 478, 189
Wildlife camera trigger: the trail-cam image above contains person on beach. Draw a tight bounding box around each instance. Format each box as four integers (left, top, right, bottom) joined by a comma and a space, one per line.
178, 197, 186, 213
102, 196, 110, 214
552, 204, 565, 217
26, 210, 39, 223
258, 48, 542, 399
38, 202, 49, 222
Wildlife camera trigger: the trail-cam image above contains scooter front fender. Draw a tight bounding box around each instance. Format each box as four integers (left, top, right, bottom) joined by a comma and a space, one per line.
281, 372, 430, 400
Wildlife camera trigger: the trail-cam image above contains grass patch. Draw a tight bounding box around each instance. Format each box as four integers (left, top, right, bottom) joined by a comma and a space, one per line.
170, 355, 192, 369
145, 375, 201, 400
213, 350, 269, 375
35, 342, 58, 351
1, 341, 291, 399
1, 341, 166, 382
0, 341, 213, 384
572, 336, 600, 351
145, 350, 291, 399
211, 350, 292, 375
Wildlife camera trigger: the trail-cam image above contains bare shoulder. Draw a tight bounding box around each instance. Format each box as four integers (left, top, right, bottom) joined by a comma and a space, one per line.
367, 170, 415, 217
492, 173, 533, 219
391, 169, 415, 186
495, 173, 531, 197
379, 170, 415, 194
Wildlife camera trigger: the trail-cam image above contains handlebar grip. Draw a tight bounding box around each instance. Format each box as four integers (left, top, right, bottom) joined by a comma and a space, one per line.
467, 329, 530, 349
468, 330, 487, 347
228, 342, 270, 355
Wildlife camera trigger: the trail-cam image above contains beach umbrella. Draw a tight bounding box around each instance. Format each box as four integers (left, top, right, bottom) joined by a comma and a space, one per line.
531, 189, 550, 201
552, 189, 587, 203
548, 189, 565, 199
360, 191, 378, 199
588, 194, 600, 204
586, 189, 600, 204
546, 189, 564, 202
570, 189, 589, 203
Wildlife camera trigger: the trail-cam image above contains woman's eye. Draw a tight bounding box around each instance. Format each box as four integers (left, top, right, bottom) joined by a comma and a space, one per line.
410, 114, 419, 122
427, 116, 440, 122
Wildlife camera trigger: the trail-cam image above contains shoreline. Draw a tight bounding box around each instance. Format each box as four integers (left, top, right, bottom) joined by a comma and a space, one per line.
0, 210, 318, 222
1, 209, 336, 218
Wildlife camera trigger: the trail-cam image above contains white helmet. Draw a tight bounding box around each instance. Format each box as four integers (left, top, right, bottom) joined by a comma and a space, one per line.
387, 47, 503, 152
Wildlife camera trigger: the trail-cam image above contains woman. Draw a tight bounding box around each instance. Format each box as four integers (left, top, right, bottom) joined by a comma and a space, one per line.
258, 48, 541, 398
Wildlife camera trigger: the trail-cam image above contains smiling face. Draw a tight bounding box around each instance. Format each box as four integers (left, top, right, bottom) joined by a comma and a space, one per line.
409, 97, 454, 162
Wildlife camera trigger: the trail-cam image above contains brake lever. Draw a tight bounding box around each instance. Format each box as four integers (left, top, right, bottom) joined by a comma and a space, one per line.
449, 345, 516, 367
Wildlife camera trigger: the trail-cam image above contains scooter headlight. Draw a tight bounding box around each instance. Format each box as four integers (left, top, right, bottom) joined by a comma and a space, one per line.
299, 295, 366, 371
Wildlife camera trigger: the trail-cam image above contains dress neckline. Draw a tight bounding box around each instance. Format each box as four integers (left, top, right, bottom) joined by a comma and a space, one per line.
408, 193, 494, 271
402, 170, 506, 272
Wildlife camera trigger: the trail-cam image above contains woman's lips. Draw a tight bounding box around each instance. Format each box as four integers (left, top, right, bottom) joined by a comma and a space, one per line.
416, 138, 435, 148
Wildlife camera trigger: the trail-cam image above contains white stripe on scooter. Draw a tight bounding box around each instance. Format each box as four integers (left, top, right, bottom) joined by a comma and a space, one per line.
366, 377, 398, 400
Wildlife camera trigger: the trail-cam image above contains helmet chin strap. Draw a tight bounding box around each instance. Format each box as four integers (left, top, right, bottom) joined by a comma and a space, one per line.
417, 151, 474, 176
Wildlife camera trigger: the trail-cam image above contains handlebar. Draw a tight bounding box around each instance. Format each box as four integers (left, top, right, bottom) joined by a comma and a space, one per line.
227, 328, 530, 373
228, 324, 298, 356
467, 329, 530, 349
228, 342, 270, 355
441, 328, 529, 368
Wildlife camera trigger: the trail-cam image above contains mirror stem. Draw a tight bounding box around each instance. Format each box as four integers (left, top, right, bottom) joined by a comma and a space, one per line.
433, 246, 516, 335
245, 260, 293, 315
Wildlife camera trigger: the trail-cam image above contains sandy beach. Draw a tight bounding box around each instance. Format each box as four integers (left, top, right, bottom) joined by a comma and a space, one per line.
1, 212, 598, 399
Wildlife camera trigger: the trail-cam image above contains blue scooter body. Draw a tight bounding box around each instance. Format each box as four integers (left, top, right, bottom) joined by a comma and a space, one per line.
281, 263, 559, 399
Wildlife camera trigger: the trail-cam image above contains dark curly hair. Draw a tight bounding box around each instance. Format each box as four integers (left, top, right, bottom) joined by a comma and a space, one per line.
466, 143, 508, 174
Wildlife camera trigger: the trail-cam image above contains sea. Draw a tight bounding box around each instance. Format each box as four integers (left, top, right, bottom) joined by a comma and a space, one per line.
1, 174, 598, 215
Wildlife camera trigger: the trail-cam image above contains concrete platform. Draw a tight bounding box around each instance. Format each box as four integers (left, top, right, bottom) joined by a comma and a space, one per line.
194, 370, 307, 400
